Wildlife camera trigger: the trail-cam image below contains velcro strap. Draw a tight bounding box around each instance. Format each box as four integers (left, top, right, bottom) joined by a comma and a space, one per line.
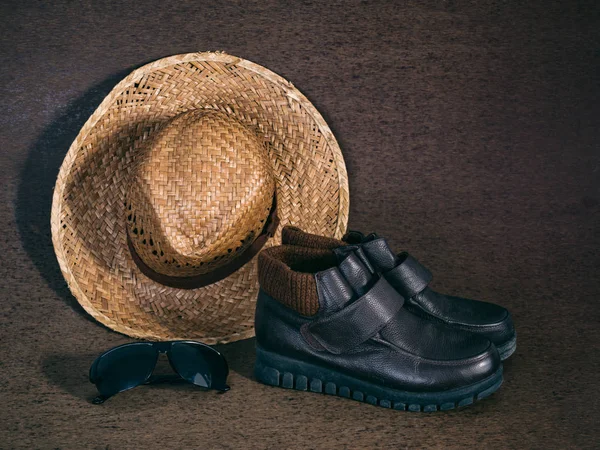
385, 253, 432, 299
305, 277, 404, 354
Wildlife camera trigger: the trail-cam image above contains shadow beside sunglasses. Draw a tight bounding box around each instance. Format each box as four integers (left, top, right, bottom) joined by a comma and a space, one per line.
43, 352, 101, 401
214, 337, 257, 381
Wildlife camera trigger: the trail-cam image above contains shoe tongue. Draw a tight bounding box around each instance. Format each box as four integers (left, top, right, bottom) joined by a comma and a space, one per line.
361, 237, 398, 272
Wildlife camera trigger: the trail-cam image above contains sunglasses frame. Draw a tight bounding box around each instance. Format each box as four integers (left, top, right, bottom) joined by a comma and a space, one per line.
89, 340, 230, 404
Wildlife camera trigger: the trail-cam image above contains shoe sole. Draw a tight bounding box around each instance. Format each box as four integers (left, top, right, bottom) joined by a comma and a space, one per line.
255, 346, 503, 412
497, 333, 517, 361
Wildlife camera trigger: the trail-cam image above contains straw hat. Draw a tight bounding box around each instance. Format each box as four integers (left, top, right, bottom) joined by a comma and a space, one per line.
51, 52, 349, 344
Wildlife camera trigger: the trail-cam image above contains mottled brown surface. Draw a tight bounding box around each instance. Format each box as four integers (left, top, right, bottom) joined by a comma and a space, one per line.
1, 0, 599, 448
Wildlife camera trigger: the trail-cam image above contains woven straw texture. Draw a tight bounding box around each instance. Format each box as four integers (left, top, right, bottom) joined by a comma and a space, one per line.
50, 51, 349, 343
126, 109, 275, 277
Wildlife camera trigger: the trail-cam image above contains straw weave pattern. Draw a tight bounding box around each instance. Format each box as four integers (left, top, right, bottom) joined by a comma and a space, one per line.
127, 109, 275, 277
51, 52, 349, 343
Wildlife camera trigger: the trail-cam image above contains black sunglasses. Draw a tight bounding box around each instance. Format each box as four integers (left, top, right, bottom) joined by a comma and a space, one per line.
89, 341, 229, 404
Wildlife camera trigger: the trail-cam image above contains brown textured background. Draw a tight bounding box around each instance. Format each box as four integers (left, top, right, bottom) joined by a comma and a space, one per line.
1, 0, 599, 448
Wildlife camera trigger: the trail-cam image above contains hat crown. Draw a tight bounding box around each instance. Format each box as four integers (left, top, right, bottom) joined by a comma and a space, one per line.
126, 109, 275, 277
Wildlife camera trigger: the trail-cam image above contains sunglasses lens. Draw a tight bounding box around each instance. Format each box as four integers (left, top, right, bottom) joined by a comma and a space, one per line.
169, 342, 229, 390
93, 343, 157, 397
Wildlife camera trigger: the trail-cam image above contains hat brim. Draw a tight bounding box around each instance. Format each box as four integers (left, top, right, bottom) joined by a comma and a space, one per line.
51, 52, 349, 343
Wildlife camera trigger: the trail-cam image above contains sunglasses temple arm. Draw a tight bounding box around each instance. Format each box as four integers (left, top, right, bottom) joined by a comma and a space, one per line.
91, 394, 111, 404
215, 383, 230, 392
145, 374, 183, 385
145, 374, 230, 392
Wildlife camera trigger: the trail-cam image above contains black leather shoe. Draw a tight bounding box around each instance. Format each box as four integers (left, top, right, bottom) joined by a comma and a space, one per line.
255, 245, 503, 411
281, 227, 517, 361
